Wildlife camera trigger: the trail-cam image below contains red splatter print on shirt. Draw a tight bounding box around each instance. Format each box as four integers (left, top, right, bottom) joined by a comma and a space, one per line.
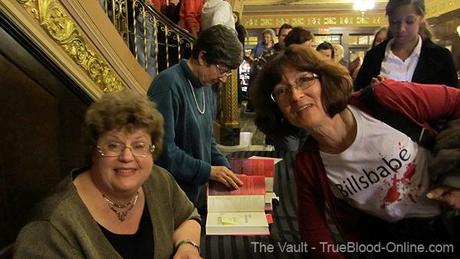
381, 163, 418, 208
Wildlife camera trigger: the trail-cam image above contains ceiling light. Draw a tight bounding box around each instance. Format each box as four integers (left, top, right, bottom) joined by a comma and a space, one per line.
353, 0, 375, 12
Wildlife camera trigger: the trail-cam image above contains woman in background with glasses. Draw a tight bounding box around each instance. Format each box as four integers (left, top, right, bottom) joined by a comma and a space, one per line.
251, 45, 460, 259
15, 91, 201, 259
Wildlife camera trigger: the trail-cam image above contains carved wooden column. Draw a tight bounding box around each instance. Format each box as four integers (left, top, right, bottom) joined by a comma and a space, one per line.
214, 70, 240, 145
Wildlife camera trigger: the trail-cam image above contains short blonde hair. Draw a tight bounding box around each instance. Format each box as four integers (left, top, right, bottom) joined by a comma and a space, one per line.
84, 90, 164, 157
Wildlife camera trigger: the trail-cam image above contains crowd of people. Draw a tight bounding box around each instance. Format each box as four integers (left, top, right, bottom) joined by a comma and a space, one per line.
13, 0, 460, 258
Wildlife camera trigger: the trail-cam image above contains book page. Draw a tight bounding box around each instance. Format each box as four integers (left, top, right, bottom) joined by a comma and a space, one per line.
208, 195, 265, 212
248, 156, 283, 164
208, 175, 266, 195
206, 212, 269, 235
229, 158, 275, 177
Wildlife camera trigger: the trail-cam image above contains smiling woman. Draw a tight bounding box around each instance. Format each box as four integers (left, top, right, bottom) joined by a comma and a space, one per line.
250, 44, 460, 259
251, 45, 352, 138
14, 90, 202, 259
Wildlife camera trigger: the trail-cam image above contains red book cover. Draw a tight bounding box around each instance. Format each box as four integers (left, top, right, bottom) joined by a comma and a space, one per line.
229, 158, 275, 177
208, 175, 266, 196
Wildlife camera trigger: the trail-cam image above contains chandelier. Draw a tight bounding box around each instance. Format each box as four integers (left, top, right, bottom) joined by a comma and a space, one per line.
353, 0, 375, 12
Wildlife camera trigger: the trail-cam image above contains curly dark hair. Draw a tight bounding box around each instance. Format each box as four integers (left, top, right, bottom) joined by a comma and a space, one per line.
250, 45, 352, 137
84, 90, 164, 157
191, 24, 243, 69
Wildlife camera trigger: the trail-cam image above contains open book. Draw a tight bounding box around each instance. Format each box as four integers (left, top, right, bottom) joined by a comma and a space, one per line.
206, 175, 269, 235
229, 158, 275, 192
229, 158, 278, 211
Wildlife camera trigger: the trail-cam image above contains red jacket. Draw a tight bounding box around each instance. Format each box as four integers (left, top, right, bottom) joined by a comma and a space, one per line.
295, 80, 460, 259
179, 0, 203, 36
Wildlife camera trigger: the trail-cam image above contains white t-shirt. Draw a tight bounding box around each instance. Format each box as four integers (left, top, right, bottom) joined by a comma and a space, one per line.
380, 35, 422, 82
320, 106, 440, 222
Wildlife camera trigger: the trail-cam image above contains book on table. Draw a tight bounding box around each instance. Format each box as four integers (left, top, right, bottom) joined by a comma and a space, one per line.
206, 175, 270, 235
229, 158, 275, 192
229, 158, 278, 211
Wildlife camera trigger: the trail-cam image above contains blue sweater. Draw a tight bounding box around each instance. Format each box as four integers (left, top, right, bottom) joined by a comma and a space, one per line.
147, 60, 229, 204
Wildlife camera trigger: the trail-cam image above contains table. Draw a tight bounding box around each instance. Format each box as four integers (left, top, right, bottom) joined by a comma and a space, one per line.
200, 151, 306, 259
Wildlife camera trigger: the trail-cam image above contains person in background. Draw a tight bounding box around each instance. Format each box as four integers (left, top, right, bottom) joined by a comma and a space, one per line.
371, 27, 389, 48
163, 0, 182, 24
250, 28, 276, 60
316, 41, 335, 61
284, 26, 315, 49
201, 0, 235, 32
354, 0, 458, 90
234, 12, 247, 47
179, 0, 203, 37
333, 44, 348, 67
234, 11, 247, 104
245, 24, 292, 113
251, 45, 460, 259
273, 23, 293, 52
347, 26, 388, 82
348, 53, 363, 81
14, 91, 201, 258
245, 28, 276, 112
147, 25, 244, 213
147, 0, 167, 12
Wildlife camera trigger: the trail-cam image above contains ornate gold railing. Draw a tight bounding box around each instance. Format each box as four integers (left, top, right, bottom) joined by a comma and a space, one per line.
99, 0, 195, 77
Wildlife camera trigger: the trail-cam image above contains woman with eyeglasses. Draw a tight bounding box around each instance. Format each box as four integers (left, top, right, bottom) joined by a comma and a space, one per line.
15, 91, 202, 259
250, 45, 460, 259
148, 25, 243, 215
354, 0, 458, 91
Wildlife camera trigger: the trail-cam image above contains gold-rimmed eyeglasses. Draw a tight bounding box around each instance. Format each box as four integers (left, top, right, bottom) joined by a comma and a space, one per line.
97, 142, 155, 158
270, 73, 319, 103
215, 64, 232, 77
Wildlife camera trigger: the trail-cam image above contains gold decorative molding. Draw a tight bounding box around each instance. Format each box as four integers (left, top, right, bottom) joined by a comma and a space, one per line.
242, 13, 387, 29
426, 0, 460, 18
16, 0, 125, 93
221, 70, 239, 127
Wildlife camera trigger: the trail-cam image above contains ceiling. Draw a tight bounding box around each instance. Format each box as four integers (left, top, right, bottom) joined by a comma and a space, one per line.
243, 0, 388, 14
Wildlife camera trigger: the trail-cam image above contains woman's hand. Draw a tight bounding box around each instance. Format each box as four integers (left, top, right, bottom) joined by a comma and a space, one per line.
370, 75, 386, 87
427, 186, 460, 209
210, 166, 244, 189
172, 244, 202, 259
173, 220, 201, 259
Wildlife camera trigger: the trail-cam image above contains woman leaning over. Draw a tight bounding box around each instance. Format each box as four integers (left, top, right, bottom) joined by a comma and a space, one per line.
14, 91, 201, 259
251, 45, 460, 259
354, 0, 458, 90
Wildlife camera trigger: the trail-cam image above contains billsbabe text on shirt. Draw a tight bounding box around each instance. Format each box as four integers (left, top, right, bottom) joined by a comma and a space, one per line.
336, 147, 411, 198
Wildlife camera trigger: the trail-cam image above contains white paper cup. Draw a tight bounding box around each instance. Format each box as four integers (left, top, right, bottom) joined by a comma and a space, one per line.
239, 132, 253, 147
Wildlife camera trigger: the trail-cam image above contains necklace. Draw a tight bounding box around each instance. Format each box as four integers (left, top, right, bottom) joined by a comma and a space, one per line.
102, 191, 139, 222
187, 80, 206, 114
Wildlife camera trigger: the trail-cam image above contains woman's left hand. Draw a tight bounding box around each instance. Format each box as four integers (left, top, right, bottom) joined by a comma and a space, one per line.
427, 186, 460, 209
172, 244, 202, 259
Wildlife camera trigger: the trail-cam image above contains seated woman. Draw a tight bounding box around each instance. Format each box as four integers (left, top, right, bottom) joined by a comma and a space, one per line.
14, 91, 201, 258
250, 45, 460, 259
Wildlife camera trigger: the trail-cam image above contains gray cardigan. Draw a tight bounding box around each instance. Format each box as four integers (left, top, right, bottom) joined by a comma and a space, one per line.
14, 165, 200, 259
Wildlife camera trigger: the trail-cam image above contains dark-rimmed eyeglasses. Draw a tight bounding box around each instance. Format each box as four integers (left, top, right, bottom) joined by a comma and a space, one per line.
270, 73, 319, 103
97, 142, 155, 157
216, 64, 232, 77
